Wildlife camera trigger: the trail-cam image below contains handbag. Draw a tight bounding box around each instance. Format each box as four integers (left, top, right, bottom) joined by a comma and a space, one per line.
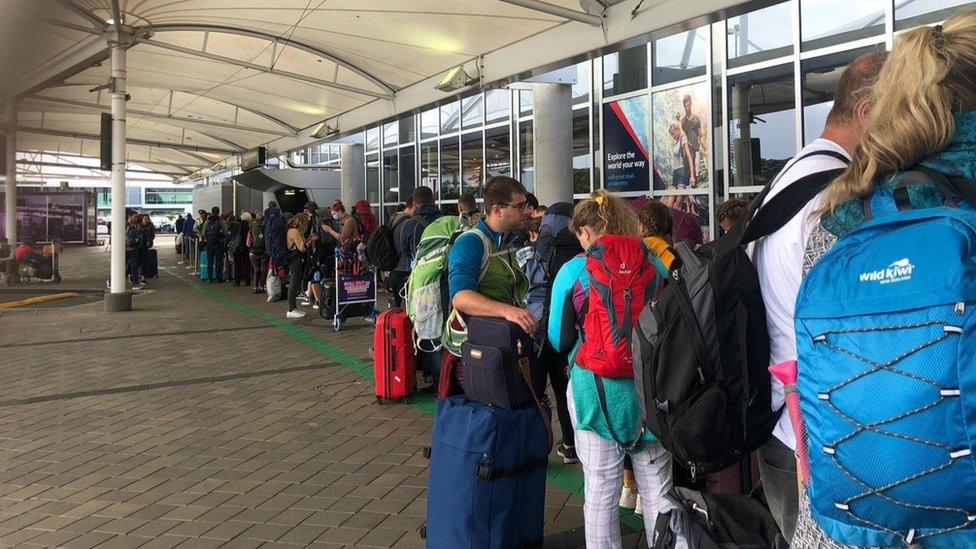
460, 316, 553, 448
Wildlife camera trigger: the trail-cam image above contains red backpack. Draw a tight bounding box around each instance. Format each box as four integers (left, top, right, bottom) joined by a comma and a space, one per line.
576, 235, 657, 378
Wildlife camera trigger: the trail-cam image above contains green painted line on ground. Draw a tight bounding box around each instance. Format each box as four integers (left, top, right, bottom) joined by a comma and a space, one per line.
166, 268, 644, 532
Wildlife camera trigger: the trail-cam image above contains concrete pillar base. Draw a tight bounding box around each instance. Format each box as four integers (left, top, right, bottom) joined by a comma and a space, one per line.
104, 291, 133, 312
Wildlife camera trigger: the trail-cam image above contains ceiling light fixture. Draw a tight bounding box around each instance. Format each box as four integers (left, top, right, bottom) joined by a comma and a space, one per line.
579, 0, 606, 15
310, 121, 339, 140
434, 64, 479, 93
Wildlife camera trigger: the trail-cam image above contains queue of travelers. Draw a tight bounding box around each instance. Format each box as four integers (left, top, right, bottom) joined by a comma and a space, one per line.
167, 12, 976, 546
425, 11, 976, 549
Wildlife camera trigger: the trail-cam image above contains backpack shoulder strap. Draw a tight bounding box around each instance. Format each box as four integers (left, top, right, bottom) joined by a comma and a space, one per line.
469, 227, 494, 283
909, 166, 976, 209
739, 149, 851, 244
593, 375, 642, 452
742, 168, 846, 243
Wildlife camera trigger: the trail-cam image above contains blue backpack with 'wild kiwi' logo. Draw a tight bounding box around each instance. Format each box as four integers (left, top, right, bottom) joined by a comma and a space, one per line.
795, 168, 976, 548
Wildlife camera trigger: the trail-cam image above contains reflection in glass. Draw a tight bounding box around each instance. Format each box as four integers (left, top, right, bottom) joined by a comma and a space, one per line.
603, 45, 648, 96
801, 0, 886, 51
441, 101, 460, 133
728, 64, 797, 186
520, 90, 533, 116
366, 128, 380, 151
727, 3, 794, 68
383, 205, 399, 223
420, 142, 438, 197
652, 26, 708, 86
462, 133, 484, 198
441, 202, 459, 217
383, 149, 398, 204
384, 121, 398, 147
400, 146, 416, 201
896, 0, 976, 29
145, 188, 192, 204
591, 105, 600, 192
573, 108, 591, 194
400, 116, 415, 143
366, 154, 380, 203
485, 126, 511, 179
801, 47, 878, 144
486, 89, 510, 124
462, 95, 484, 128
573, 61, 591, 105
519, 121, 534, 193
440, 137, 460, 200
421, 108, 438, 139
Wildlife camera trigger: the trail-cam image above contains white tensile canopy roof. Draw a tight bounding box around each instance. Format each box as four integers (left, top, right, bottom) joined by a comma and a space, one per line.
5, 0, 745, 179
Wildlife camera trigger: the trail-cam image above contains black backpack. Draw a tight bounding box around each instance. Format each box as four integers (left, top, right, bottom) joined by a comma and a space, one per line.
632, 150, 849, 479
204, 218, 224, 247
366, 215, 411, 271
652, 488, 787, 549
534, 202, 583, 324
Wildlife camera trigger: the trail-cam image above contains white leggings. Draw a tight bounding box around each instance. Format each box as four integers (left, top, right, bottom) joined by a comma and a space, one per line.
567, 382, 675, 549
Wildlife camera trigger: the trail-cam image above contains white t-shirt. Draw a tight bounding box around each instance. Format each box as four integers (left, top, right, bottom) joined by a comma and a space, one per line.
753, 139, 850, 451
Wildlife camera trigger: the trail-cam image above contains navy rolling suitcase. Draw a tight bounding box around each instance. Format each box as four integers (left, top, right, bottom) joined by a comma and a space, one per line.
143, 249, 159, 278
424, 396, 551, 548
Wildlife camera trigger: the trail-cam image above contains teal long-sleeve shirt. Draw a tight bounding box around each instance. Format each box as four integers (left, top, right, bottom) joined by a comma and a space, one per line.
547, 255, 657, 451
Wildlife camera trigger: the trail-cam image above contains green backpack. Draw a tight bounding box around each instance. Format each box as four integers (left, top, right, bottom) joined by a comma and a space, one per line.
405, 215, 482, 351
249, 220, 265, 253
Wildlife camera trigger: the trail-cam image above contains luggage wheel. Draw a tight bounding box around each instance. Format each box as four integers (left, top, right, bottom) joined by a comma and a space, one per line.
375, 397, 386, 405
419, 524, 427, 539
332, 317, 342, 332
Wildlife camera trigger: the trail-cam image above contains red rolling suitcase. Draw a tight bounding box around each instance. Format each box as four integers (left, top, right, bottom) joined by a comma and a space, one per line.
374, 308, 416, 402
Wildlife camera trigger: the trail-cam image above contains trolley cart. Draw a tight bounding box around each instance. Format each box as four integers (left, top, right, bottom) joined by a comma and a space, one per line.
35, 240, 62, 283
328, 242, 378, 332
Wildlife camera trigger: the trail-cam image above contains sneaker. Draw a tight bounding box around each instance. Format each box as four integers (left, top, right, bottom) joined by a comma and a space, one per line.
555, 442, 579, 464
619, 484, 638, 509
312, 303, 319, 310
286, 309, 306, 319
635, 494, 643, 516
132, 283, 146, 291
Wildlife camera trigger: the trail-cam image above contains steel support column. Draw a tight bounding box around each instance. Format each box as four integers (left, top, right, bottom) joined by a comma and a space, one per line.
108, 32, 131, 309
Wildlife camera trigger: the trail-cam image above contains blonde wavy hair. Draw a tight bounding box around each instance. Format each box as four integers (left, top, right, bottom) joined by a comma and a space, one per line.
820, 9, 976, 213
571, 189, 639, 238
287, 212, 309, 235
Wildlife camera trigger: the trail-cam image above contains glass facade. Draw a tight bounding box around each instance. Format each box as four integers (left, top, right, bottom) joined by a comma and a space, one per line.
0, 191, 95, 244
301, 0, 973, 239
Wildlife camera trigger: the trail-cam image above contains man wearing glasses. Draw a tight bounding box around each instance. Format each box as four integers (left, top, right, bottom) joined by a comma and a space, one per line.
441, 176, 535, 370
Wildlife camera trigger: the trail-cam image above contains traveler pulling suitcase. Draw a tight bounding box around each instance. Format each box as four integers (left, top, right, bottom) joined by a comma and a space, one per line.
424, 395, 551, 548
373, 308, 416, 402
143, 249, 159, 278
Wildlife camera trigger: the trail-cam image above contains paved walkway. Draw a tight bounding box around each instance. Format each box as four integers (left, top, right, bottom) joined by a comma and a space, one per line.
0, 238, 646, 548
